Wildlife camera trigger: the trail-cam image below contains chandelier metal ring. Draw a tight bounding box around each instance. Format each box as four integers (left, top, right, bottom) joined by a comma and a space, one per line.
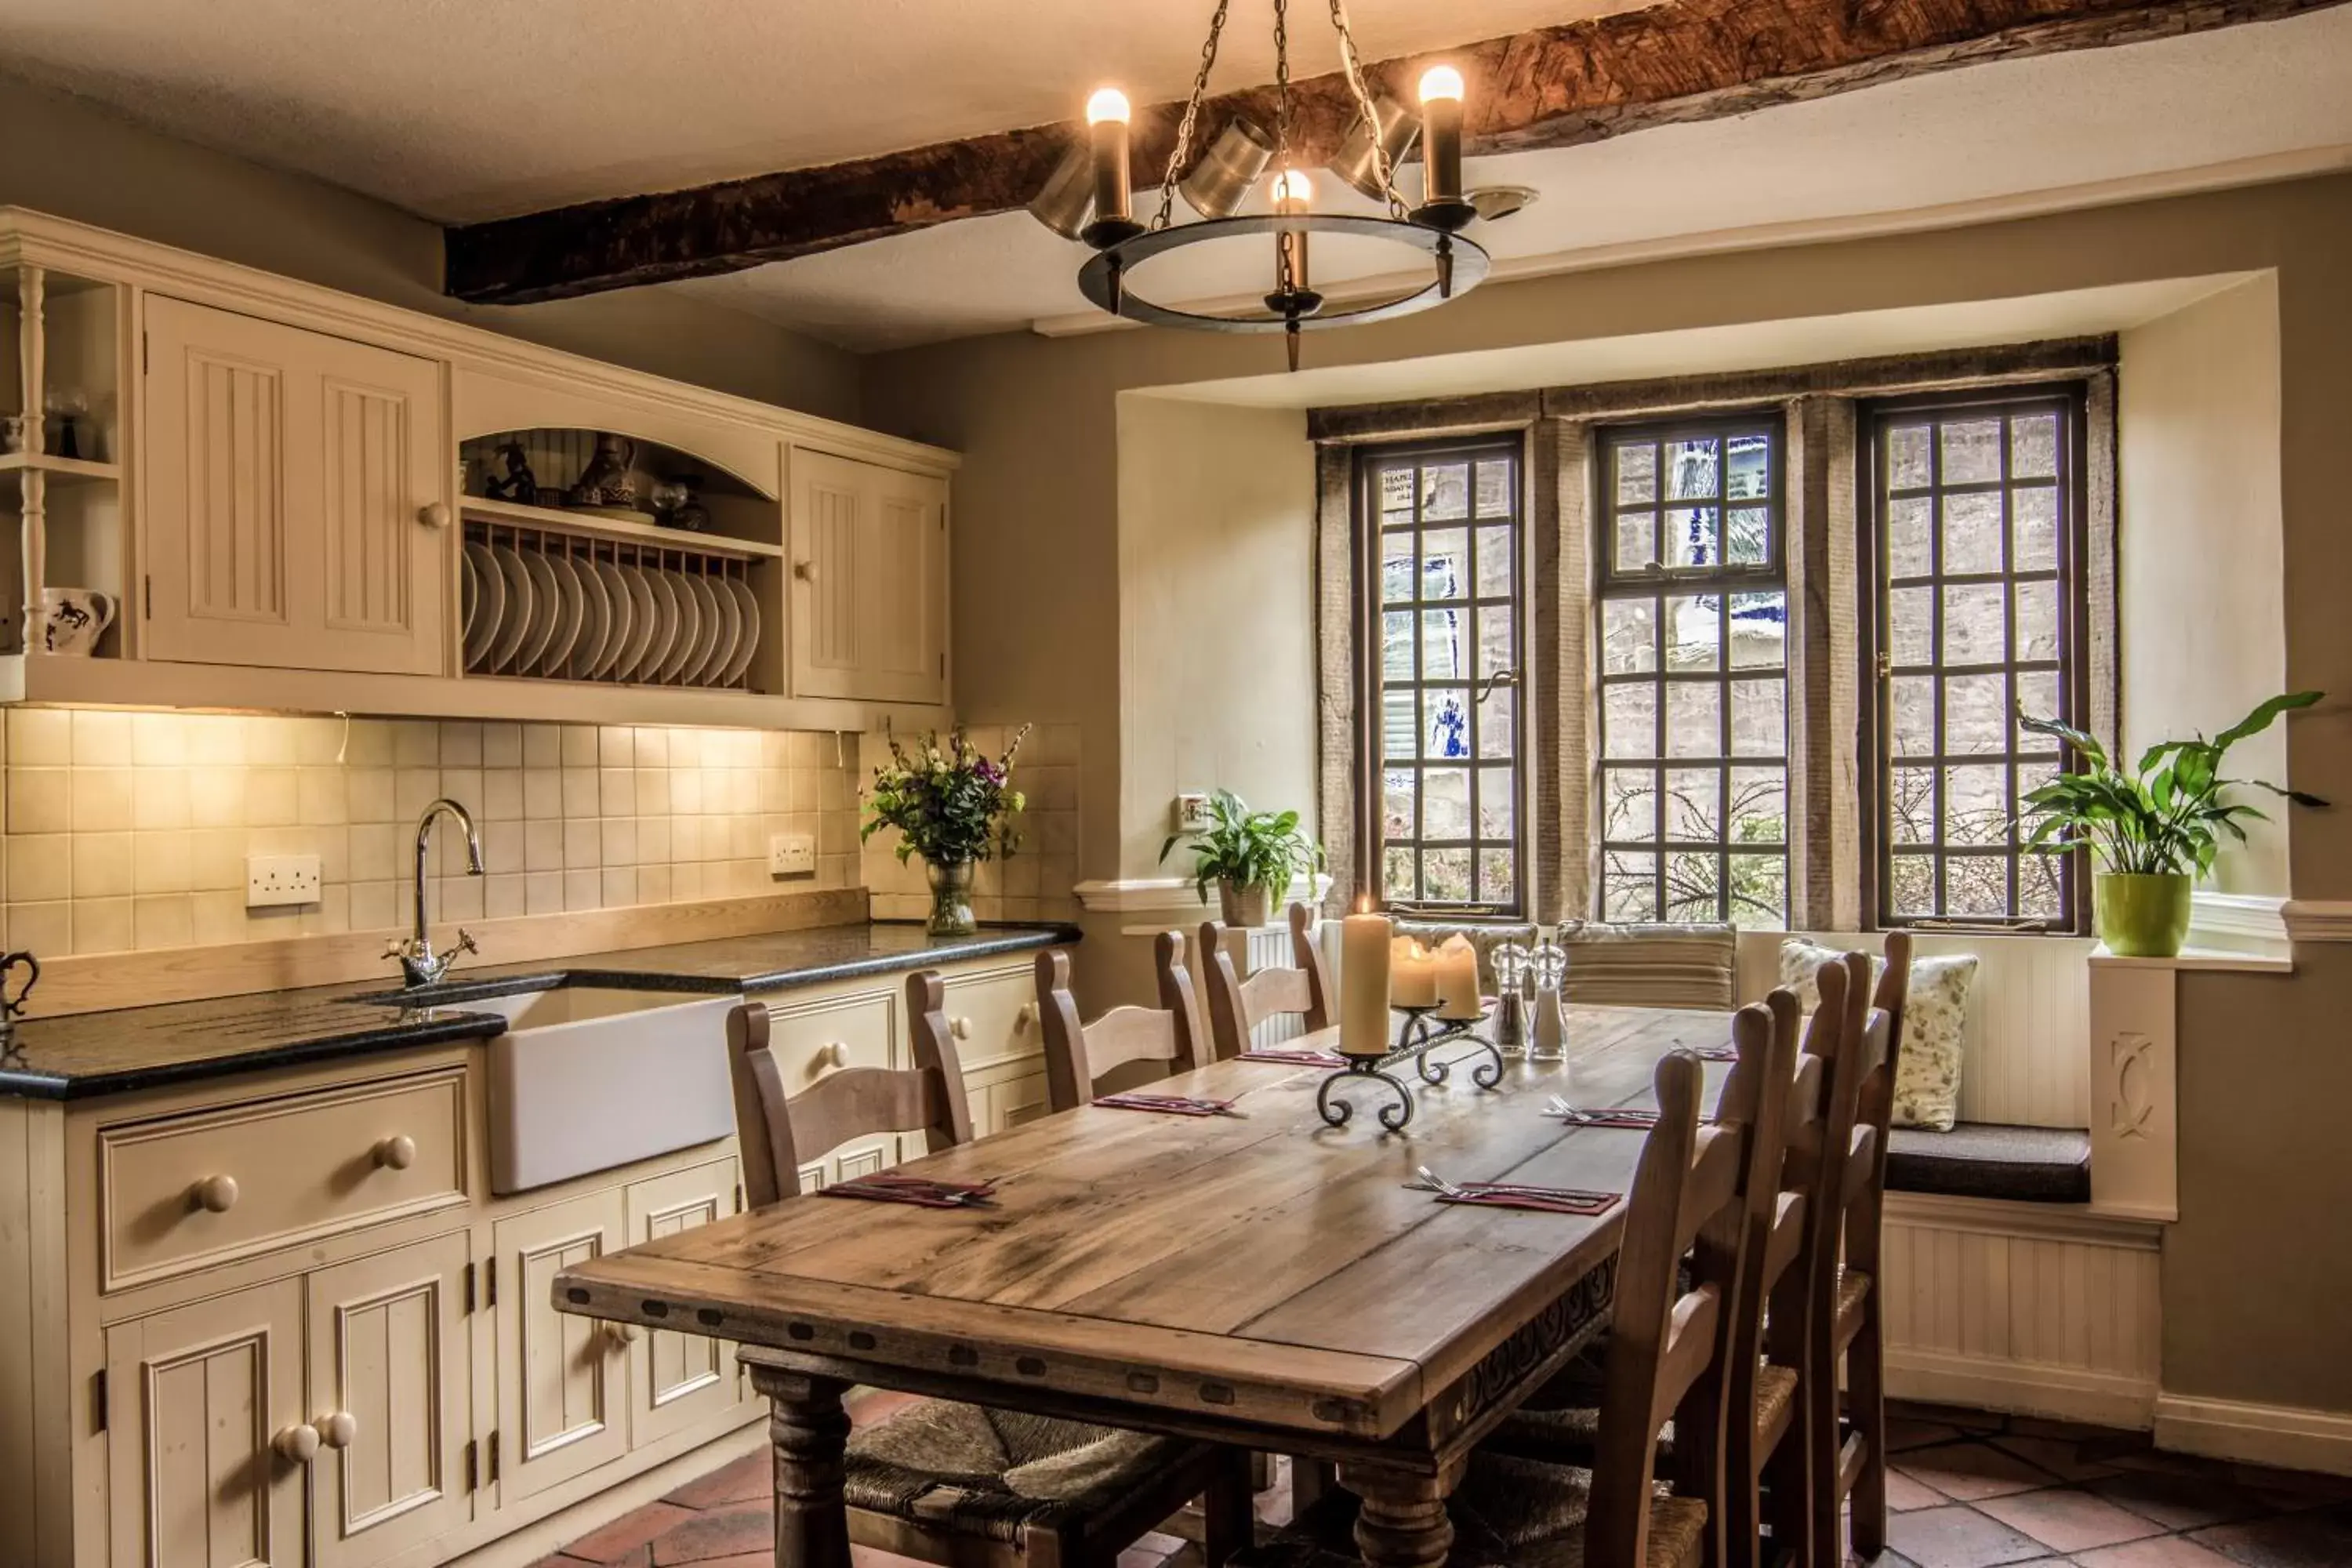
1078, 213, 1490, 332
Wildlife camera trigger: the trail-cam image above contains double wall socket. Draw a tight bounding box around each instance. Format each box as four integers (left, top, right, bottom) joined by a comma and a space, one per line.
768, 833, 817, 877
246, 854, 323, 909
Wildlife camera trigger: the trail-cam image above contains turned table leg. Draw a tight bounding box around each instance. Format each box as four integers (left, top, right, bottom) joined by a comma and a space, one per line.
746, 1362, 854, 1568
1336, 1461, 1458, 1568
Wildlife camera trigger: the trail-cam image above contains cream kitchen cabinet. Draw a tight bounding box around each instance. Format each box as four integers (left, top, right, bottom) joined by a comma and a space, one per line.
141, 296, 450, 677
622, 1162, 747, 1449
789, 448, 948, 705
491, 1188, 631, 1504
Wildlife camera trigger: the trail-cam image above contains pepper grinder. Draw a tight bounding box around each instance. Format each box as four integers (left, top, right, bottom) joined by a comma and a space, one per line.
1490, 942, 1532, 1058
1527, 938, 1569, 1065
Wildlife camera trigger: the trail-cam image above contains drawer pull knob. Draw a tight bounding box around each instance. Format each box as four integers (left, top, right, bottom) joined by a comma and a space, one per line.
1014, 1004, 1036, 1031
373, 1134, 418, 1171
274, 1422, 321, 1463
190, 1174, 239, 1214
609, 1322, 643, 1347
317, 1410, 358, 1450
950, 1017, 972, 1040
418, 501, 452, 530
823, 1041, 849, 1069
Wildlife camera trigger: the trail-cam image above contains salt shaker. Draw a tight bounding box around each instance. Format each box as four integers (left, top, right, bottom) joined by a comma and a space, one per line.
1527, 939, 1569, 1065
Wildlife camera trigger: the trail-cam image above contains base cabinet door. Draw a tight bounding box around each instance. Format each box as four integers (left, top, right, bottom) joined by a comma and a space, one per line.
623, 1161, 746, 1449
105, 1278, 308, 1568
492, 1189, 628, 1504
305, 1232, 474, 1568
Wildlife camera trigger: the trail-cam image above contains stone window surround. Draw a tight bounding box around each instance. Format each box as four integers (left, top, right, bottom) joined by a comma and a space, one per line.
1312, 336, 2120, 931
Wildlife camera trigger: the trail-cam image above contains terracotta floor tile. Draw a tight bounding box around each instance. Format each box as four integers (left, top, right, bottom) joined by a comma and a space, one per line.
2006, 1416, 2142, 1445
1976, 1488, 2166, 1555
1890, 1469, 1955, 1512
666, 1450, 771, 1510
563, 1502, 696, 1563
2074, 1539, 2245, 1567
652, 1501, 774, 1564
2187, 1501, 2352, 1567
2088, 1472, 2286, 1533
1893, 1420, 1969, 1453
1886, 1503, 2054, 1568
1889, 1400, 2009, 1433
1896, 1443, 2063, 1502
682, 1556, 776, 1568
850, 1547, 938, 1568
1994, 1436, 2126, 1484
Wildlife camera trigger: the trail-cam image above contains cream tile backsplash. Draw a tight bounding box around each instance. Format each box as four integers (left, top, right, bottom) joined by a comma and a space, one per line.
0, 710, 864, 958
860, 723, 1081, 926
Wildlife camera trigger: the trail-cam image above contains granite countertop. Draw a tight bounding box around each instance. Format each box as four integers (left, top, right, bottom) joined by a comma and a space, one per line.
0, 922, 1079, 1102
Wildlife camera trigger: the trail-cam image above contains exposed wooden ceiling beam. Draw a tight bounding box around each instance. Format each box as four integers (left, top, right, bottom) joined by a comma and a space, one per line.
445, 0, 2339, 305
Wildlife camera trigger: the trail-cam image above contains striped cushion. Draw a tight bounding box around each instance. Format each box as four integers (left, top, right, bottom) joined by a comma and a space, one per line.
1561, 924, 1737, 1011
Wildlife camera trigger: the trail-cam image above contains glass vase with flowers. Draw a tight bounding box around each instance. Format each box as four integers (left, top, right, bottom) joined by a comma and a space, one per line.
862, 726, 1032, 936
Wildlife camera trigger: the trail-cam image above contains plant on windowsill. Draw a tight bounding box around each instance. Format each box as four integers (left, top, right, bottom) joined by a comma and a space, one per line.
2016, 692, 2326, 957
862, 725, 1031, 937
1159, 789, 1325, 929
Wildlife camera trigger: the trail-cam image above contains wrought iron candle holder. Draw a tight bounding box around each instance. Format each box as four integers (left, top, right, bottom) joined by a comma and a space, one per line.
1317, 1004, 1505, 1132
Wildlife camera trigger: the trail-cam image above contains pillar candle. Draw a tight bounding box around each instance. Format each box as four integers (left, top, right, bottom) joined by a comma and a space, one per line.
1339, 902, 1393, 1058
1390, 937, 1439, 1010
1434, 934, 1482, 1020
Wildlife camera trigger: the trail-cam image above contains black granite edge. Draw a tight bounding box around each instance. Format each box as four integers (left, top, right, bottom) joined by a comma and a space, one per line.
1, 1012, 510, 1102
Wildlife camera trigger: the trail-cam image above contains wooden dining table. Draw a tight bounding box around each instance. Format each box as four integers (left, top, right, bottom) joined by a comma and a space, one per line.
553, 1005, 1740, 1568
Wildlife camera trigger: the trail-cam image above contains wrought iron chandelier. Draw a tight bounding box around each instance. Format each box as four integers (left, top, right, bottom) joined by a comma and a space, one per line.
1040, 0, 1492, 369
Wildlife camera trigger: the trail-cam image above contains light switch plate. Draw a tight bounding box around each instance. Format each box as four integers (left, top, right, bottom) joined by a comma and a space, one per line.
768, 833, 817, 877
1173, 793, 1213, 833
246, 854, 322, 909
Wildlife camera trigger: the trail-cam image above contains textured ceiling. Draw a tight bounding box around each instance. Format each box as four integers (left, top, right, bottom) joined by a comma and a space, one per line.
0, 0, 1625, 222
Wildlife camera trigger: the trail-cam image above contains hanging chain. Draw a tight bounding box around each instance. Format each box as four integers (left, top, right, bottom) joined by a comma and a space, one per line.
1153, 0, 1233, 231
1328, 0, 1406, 217
1272, 0, 1293, 172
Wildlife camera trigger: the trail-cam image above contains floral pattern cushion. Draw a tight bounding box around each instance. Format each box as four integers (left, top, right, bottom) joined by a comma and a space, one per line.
1776, 938, 1979, 1133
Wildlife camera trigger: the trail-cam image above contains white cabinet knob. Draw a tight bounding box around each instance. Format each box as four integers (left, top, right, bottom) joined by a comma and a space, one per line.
1014, 1004, 1036, 1032
950, 1017, 972, 1040
190, 1174, 239, 1214
373, 1134, 417, 1171
274, 1423, 321, 1463
316, 1410, 358, 1450
418, 502, 452, 529
823, 1041, 848, 1069
609, 1321, 642, 1347
792, 560, 815, 583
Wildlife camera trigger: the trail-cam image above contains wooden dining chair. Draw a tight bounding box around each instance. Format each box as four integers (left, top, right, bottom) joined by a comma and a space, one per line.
1446, 1038, 1765, 1568
1036, 936, 1207, 1111
727, 983, 1257, 1568
1199, 902, 1330, 1059
1820, 933, 1914, 1566
1477, 992, 1801, 1568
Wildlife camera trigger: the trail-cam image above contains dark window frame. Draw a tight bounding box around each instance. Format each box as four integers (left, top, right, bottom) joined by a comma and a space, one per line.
1353, 435, 1529, 920
1857, 384, 2093, 935
1592, 411, 1793, 927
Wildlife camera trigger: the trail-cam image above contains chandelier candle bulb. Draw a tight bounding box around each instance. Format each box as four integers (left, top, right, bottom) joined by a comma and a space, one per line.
1414, 64, 1473, 230
1434, 935, 1482, 1021
1391, 936, 1440, 1010
1339, 902, 1394, 1058
1082, 88, 1137, 245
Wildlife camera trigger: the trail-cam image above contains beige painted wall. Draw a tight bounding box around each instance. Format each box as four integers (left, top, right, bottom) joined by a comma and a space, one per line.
862, 171, 2352, 1421
0, 74, 862, 420
1116, 395, 1318, 877
2118, 275, 2290, 894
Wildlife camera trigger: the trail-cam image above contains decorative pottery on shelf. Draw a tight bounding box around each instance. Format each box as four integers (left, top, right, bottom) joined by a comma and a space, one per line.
926, 858, 978, 937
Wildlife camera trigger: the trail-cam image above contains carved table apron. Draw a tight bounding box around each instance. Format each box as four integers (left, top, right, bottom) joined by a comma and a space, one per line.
554, 1006, 1740, 1568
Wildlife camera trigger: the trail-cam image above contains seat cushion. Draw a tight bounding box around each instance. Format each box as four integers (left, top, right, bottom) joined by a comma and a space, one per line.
845, 1397, 1207, 1541
1887, 1121, 2092, 1203
1562, 925, 1737, 1011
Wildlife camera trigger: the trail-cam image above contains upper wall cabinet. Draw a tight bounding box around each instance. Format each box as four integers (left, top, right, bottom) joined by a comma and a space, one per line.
790, 448, 947, 706
143, 296, 448, 676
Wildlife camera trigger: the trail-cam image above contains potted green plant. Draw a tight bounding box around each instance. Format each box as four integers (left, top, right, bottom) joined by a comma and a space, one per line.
1159, 789, 1324, 928
2017, 692, 2325, 956
862, 725, 1030, 936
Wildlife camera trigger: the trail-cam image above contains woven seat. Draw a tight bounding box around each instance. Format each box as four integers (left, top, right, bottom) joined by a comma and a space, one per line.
848, 1400, 1219, 1543
1450, 1451, 1708, 1568
1486, 1363, 1798, 1462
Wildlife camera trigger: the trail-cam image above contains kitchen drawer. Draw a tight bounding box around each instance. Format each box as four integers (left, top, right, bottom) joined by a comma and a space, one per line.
100, 1067, 468, 1293
940, 964, 1040, 1069
764, 987, 897, 1088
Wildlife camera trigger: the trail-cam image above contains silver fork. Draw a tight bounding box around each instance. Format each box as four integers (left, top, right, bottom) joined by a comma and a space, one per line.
1415, 1164, 1472, 1198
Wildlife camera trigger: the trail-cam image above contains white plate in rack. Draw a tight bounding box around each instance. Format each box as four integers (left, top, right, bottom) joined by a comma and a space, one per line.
536, 552, 586, 677
720, 577, 760, 686
570, 554, 613, 677
459, 550, 478, 651
697, 573, 742, 687
589, 560, 636, 679
635, 567, 681, 683
463, 543, 505, 670
514, 551, 562, 676
655, 569, 700, 683
488, 544, 535, 673
684, 575, 728, 686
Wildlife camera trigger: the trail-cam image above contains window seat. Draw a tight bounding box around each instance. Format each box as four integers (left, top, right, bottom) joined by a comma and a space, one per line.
1887, 1121, 2092, 1205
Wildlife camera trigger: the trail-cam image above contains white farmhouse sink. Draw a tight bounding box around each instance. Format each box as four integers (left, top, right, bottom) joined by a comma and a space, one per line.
481, 987, 740, 1195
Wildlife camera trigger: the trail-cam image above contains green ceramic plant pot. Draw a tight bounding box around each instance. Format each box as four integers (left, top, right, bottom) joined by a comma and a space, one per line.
2096, 872, 2193, 957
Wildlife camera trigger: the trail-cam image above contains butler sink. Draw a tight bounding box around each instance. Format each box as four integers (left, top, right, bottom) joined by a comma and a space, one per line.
475, 987, 740, 1195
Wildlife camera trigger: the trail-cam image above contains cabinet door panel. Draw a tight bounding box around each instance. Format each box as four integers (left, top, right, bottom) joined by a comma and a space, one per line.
106, 1279, 307, 1568
145, 296, 446, 675
306, 1232, 473, 1568
789, 448, 946, 704
624, 1161, 745, 1447
492, 1189, 628, 1502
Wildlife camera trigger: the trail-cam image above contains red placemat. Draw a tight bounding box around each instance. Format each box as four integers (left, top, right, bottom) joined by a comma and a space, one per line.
1092, 1091, 1242, 1118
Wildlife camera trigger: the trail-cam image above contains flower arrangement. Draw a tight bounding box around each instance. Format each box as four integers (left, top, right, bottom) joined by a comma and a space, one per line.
862, 726, 1031, 934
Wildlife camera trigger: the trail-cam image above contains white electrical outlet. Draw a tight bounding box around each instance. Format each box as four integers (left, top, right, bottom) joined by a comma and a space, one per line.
1173, 793, 1212, 833
245, 853, 323, 909
768, 833, 817, 877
